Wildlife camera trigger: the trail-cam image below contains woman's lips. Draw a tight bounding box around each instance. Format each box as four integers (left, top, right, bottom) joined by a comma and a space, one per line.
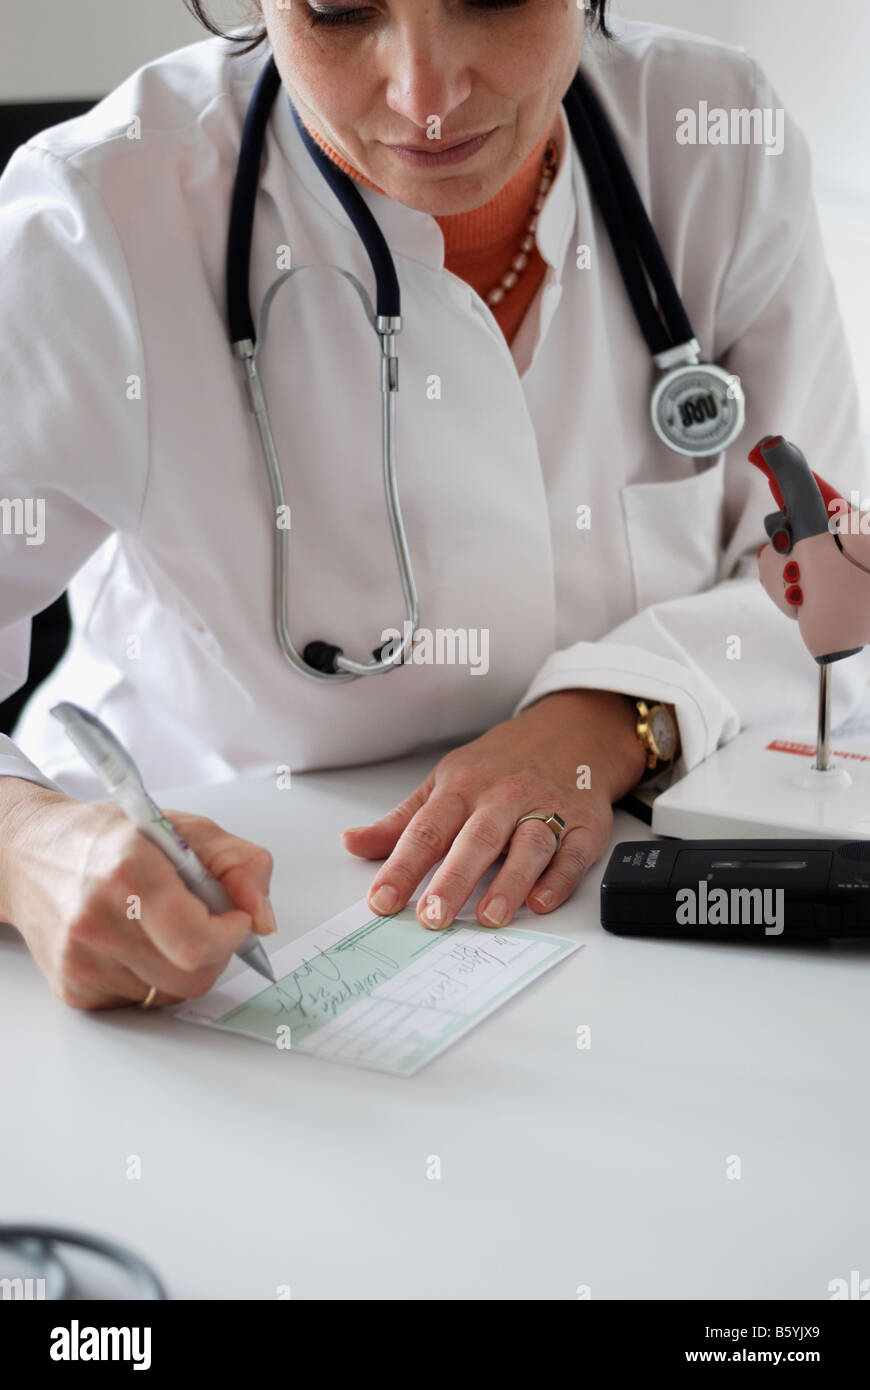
384, 128, 496, 167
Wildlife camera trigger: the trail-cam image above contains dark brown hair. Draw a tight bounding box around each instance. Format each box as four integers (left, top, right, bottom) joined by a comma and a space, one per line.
183, 1, 611, 55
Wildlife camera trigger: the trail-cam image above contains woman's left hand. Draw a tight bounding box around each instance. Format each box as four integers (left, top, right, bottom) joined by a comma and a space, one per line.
341, 688, 649, 930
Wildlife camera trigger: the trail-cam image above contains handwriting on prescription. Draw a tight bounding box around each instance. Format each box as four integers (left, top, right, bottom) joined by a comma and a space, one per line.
268, 930, 521, 1021
270, 936, 399, 1021
398, 936, 521, 1009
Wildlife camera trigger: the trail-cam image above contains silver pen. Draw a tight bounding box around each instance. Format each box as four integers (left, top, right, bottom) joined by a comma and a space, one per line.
49, 701, 276, 983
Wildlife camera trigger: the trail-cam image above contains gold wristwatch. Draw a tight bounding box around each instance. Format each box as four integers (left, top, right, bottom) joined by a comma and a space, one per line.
634, 699, 680, 774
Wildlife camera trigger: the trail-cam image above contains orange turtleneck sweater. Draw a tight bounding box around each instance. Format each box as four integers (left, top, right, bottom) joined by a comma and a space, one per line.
297, 115, 561, 347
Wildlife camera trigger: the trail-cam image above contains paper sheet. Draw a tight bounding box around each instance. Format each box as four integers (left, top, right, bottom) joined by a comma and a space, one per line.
171, 899, 580, 1076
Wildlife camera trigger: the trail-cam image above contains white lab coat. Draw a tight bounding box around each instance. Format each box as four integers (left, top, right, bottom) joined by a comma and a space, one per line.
1, 17, 868, 802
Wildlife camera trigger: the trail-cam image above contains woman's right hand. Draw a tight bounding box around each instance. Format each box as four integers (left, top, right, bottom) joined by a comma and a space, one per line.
1, 785, 277, 1010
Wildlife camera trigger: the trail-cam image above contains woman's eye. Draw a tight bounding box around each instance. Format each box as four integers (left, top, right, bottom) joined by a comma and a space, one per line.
308, 0, 528, 28
307, 6, 372, 26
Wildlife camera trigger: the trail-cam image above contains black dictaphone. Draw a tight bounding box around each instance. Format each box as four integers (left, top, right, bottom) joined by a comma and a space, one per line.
600, 839, 870, 940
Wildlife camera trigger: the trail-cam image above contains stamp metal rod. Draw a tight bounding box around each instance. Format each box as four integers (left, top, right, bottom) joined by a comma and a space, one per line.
814, 663, 832, 771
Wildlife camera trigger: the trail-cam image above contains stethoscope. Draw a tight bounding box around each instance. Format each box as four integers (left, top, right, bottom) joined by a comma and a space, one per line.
0, 1224, 167, 1299
227, 55, 746, 683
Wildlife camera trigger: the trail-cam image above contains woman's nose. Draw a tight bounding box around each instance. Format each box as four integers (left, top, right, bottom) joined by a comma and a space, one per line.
381, 30, 474, 132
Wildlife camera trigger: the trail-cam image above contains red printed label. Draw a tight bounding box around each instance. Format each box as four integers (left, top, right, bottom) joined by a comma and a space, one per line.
766, 738, 870, 764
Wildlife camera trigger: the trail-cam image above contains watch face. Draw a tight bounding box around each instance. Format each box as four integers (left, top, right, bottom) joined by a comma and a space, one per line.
650, 707, 677, 759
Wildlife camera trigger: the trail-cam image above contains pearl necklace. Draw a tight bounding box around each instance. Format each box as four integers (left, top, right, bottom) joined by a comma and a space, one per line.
485, 137, 559, 308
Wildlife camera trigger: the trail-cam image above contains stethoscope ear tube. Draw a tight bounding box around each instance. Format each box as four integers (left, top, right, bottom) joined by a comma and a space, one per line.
226, 54, 282, 345
290, 101, 401, 320
562, 71, 693, 357
227, 53, 402, 347
227, 55, 415, 681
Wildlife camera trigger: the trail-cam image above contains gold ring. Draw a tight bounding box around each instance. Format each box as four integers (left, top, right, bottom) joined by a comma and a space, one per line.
515, 811, 567, 853
140, 984, 158, 1010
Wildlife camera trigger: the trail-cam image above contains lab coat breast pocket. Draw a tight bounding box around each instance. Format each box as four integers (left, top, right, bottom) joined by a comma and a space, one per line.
620, 451, 726, 611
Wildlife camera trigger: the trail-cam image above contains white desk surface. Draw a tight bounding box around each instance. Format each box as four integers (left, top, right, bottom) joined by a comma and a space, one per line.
3, 752, 869, 1301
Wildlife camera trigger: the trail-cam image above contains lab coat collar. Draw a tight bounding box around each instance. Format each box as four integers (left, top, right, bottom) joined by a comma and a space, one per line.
268, 72, 575, 278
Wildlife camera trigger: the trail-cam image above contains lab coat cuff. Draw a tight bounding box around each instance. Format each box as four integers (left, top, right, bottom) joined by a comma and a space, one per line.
0, 737, 66, 794
511, 641, 740, 774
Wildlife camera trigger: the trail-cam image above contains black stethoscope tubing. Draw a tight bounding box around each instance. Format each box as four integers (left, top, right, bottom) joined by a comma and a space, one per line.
561, 73, 694, 355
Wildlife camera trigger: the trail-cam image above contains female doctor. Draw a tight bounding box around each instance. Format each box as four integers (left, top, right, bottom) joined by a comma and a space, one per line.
0, 1, 866, 1010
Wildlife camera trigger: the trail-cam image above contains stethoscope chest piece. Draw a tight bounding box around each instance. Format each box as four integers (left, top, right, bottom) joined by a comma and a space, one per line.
650, 348, 746, 458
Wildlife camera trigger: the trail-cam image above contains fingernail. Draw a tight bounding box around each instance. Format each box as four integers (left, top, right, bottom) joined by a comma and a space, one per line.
420, 894, 449, 930
257, 899, 278, 934
341, 827, 364, 837
370, 884, 398, 914
482, 895, 509, 926
531, 888, 554, 910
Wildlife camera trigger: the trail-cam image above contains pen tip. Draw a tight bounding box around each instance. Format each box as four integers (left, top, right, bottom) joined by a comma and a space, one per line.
245, 941, 277, 983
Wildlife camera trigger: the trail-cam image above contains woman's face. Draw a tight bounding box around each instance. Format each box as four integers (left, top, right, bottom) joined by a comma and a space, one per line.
261, 0, 584, 215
